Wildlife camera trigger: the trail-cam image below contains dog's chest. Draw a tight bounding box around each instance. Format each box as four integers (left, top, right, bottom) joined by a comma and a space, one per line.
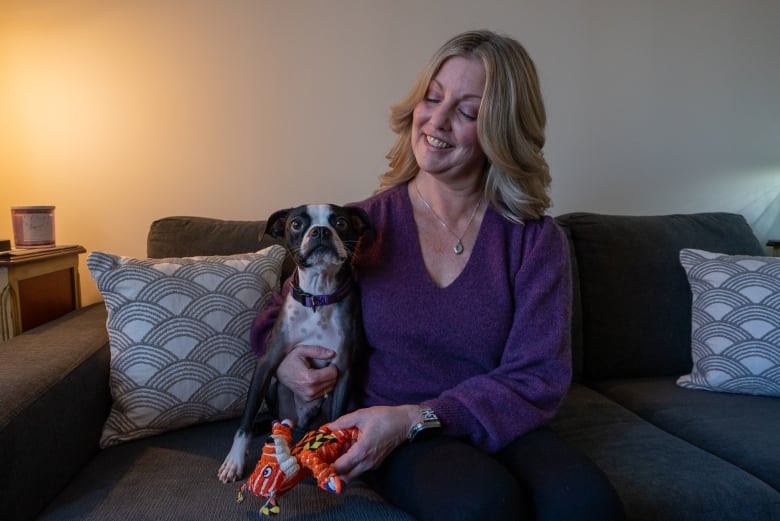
281, 297, 347, 354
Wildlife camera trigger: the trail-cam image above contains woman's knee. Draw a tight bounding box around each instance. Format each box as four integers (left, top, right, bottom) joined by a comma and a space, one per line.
369, 437, 532, 521
499, 428, 625, 521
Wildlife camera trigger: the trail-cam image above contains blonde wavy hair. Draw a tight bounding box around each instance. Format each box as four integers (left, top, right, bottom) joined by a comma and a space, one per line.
378, 30, 551, 222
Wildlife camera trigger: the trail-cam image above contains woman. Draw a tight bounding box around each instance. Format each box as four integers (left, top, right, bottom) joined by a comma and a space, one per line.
253, 30, 624, 520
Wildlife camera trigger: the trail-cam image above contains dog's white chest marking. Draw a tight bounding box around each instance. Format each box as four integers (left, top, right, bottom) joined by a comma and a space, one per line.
282, 298, 346, 354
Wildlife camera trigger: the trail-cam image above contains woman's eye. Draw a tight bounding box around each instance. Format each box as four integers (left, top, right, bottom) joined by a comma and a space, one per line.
459, 110, 477, 121
423, 89, 441, 103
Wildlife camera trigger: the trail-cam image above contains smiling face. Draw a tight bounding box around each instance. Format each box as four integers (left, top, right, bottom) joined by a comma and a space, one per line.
411, 56, 487, 182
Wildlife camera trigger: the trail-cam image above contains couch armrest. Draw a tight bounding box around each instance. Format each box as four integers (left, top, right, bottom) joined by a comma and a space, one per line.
0, 303, 111, 521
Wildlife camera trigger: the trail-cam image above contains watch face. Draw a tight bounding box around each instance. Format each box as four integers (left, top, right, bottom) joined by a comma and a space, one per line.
421, 407, 439, 423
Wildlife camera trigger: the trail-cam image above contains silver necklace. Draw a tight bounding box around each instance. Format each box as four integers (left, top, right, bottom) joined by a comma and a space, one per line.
414, 179, 481, 255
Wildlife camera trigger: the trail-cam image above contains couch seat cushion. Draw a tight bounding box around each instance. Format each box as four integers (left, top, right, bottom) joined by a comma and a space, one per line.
36, 419, 414, 521
590, 377, 780, 491
551, 384, 780, 520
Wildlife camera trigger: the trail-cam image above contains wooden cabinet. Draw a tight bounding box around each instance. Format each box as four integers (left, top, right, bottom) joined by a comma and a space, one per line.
0, 245, 85, 340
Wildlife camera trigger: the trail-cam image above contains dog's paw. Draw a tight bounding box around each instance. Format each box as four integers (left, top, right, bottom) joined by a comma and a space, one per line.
218, 434, 251, 483
217, 458, 244, 483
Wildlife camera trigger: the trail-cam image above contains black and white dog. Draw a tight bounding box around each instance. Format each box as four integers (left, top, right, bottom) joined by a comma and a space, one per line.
217, 204, 371, 483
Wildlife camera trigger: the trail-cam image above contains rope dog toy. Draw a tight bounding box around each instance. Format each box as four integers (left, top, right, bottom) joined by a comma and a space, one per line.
237, 419, 359, 516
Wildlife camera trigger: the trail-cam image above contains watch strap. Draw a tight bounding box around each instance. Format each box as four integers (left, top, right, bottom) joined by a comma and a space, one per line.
407, 406, 441, 443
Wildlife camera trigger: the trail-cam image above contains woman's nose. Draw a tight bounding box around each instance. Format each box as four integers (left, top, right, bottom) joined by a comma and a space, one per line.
429, 104, 452, 130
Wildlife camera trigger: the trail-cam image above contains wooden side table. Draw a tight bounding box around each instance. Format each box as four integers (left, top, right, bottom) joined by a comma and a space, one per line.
0, 245, 86, 340
768, 240, 780, 257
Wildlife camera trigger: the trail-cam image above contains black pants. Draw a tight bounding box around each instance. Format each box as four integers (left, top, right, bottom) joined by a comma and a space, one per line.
366, 428, 625, 521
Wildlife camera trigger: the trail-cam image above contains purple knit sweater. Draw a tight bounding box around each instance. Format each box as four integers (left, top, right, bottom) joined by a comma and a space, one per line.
251, 184, 572, 453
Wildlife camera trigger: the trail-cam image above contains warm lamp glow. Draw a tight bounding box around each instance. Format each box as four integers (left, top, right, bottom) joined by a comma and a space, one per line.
5, 39, 113, 170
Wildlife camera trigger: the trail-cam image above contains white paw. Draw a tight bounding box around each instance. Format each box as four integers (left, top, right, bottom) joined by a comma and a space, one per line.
217, 433, 251, 483
217, 457, 244, 483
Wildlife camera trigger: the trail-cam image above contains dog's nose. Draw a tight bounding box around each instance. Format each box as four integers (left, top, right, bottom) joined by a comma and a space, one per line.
310, 226, 331, 241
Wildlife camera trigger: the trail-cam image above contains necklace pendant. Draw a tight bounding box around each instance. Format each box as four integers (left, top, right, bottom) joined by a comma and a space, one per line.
453, 240, 464, 255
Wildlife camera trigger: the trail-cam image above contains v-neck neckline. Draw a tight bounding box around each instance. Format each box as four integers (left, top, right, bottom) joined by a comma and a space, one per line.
403, 183, 487, 290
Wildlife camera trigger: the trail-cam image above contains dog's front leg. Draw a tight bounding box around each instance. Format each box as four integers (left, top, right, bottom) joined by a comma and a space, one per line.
217, 357, 269, 483
218, 330, 288, 483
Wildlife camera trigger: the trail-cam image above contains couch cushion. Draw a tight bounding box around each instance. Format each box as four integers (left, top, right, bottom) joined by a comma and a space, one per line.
556, 222, 585, 381
147, 215, 295, 280
147, 216, 270, 258
677, 249, 780, 396
590, 377, 780, 492
556, 213, 764, 380
87, 246, 286, 447
37, 419, 415, 521
551, 383, 780, 520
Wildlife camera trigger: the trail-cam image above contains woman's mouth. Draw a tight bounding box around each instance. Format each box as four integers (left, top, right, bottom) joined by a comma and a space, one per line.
426, 134, 453, 149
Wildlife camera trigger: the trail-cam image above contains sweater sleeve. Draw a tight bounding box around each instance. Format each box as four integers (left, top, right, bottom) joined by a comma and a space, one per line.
250, 278, 290, 356
427, 218, 573, 453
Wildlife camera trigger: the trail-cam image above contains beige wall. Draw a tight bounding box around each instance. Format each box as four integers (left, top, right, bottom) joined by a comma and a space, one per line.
1, 0, 779, 305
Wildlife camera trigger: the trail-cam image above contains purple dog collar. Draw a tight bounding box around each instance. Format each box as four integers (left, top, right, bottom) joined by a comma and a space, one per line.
290, 271, 354, 312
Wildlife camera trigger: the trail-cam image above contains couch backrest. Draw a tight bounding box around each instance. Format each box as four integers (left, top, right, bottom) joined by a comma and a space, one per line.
147, 216, 296, 279
556, 212, 765, 382
149, 213, 766, 383
147, 216, 271, 258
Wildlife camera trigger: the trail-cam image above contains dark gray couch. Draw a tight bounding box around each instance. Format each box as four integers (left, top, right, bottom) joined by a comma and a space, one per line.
551, 213, 779, 521
1, 212, 777, 521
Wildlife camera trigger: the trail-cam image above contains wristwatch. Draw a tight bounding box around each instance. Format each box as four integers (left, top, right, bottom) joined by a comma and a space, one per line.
407, 406, 442, 443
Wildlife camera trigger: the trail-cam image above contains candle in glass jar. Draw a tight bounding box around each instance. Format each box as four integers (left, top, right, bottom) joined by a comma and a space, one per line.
11, 206, 56, 248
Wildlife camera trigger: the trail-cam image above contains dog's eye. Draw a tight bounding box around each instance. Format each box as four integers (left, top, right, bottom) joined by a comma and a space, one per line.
334, 217, 349, 231
290, 218, 304, 232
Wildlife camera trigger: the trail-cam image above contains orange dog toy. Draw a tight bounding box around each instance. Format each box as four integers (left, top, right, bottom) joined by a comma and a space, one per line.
237, 419, 359, 516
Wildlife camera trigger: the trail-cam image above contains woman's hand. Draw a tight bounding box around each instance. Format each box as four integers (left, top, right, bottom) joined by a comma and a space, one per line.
276, 345, 338, 402
327, 405, 421, 482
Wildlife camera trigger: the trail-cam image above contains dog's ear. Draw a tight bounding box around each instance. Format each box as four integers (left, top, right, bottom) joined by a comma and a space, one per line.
345, 206, 374, 240
266, 209, 290, 239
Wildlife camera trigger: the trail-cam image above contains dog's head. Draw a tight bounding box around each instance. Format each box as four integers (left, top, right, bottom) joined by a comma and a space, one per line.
266, 204, 371, 269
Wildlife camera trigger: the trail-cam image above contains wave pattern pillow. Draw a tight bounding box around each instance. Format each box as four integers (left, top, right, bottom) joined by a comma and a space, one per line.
88, 245, 286, 447
677, 248, 780, 396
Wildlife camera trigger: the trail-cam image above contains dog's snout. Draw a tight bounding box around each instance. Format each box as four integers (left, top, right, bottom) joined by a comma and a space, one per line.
310, 226, 332, 242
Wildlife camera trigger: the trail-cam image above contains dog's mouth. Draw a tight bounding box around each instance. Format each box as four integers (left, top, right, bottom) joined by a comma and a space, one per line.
307, 241, 338, 254
298, 243, 345, 266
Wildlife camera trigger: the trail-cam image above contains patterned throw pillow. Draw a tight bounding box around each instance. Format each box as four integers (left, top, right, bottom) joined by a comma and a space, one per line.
88, 246, 286, 447
677, 249, 780, 397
